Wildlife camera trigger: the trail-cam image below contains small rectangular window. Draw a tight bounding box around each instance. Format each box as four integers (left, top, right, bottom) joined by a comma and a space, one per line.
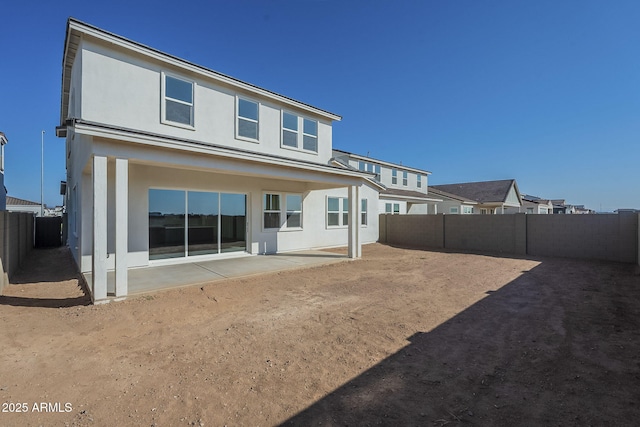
385, 203, 392, 214
462, 206, 474, 214
392, 169, 398, 185
282, 112, 298, 148
286, 194, 302, 228
374, 165, 381, 181
393, 203, 400, 214
327, 197, 340, 226
359, 161, 366, 171
164, 75, 194, 126
417, 175, 422, 188
237, 98, 259, 141
361, 199, 368, 226
342, 198, 349, 226
450, 207, 459, 214
403, 171, 408, 186
303, 118, 318, 152
264, 194, 281, 229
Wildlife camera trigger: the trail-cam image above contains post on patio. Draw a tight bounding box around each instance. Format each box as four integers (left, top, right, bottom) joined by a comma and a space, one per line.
92, 155, 108, 301
348, 185, 361, 258
115, 158, 128, 297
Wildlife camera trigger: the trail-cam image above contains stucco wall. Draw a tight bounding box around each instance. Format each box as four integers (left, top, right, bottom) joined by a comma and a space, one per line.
379, 213, 639, 264
78, 39, 334, 165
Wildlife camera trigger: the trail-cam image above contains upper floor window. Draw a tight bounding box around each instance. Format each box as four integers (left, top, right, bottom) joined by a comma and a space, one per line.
237, 98, 259, 141
417, 175, 422, 188
402, 171, 408, 186
392, 169, 398, 185
359, 161, 381, 181
163, 74, 194, 127
282, 112, 318, 153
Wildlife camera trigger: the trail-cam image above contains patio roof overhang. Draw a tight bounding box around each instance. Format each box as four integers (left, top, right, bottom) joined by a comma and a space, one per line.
71, 120, 371, 189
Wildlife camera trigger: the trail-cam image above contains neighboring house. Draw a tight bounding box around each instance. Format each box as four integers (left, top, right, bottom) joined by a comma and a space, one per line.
426, 186, 477, 214
6, 196, 42, 216
332, 149, 438, 215
0, 132, 7, 210
515, 194, 553, 214
430, 179, 522, 214
57, 18, 374, 302
551, 200, 594, 214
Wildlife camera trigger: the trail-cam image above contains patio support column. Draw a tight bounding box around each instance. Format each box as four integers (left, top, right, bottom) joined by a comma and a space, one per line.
348, 185, 361, 259
92, 155, 108, 301
115, 158, 128, 297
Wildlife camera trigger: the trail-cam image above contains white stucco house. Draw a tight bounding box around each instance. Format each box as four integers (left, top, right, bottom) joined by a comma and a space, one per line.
332, 149, 438, 215
430, 179, 523, 214
56, 18, 375, 302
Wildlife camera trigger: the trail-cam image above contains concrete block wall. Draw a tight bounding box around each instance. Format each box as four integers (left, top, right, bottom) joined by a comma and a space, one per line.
527, 213, 637, 263
379, 213, 639, 264
381, 214, 443, 249
0, 211, 34, 293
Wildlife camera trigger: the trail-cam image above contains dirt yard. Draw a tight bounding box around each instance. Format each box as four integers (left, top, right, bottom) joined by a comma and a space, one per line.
1, 244, 639, 426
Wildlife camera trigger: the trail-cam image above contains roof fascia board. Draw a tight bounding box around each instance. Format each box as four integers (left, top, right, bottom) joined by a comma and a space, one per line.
332, 149, 431, 175
72, 121, 369, 180
67, 19, 341, 122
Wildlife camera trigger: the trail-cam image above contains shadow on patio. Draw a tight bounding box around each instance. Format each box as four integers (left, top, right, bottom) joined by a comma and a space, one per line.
282, 256, 640, 426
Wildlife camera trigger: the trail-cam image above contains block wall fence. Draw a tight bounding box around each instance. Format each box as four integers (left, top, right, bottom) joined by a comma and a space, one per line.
0, 212, 34, 293
379, 212, 639, 265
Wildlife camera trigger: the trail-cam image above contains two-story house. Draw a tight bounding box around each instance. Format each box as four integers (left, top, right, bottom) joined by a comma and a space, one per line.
56, 18, 375, 302
332, 149, 438, 215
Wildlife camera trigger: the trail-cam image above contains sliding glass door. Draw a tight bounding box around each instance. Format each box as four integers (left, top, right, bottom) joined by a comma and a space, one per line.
149, 189, 246, 260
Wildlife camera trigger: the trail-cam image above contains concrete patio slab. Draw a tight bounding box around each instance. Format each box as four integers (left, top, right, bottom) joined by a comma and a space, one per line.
83, 250, 349, 299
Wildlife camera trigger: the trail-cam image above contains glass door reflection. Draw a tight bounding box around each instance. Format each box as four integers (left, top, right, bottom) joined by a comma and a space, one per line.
187, 191, 219, 256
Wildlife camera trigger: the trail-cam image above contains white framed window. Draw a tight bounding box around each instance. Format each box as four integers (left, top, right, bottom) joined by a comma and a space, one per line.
361, 199, 368, 226
237, 97, 259, 141
286, 194, 302, 228
303, 118, 318, 152
526, 207, 534, 214
450, 207, 459, 214
281, 112, 318, 153
282, 112, 298, 148
403, 171, 408, 186
462, 206, 474, 214
327, 197, 350, 227
162, 73, 194, 128
385, 203, 400, 214
480, 208, 488, 215
417, 175, 422, 188
392, 169, 398, 185
359, 162, 381, 181
263, 192, 303, 230
263, 194, 281, 229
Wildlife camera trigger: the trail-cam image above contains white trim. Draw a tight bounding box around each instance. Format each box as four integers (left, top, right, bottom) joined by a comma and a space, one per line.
160, 72, 195, 130
235, 96, 260, 143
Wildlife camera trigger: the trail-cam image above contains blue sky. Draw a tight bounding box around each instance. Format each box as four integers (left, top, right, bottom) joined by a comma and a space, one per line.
2, 0, 639, 211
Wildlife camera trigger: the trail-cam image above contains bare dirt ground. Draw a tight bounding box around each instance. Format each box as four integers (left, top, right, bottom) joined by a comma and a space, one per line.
1, 244, 639, 426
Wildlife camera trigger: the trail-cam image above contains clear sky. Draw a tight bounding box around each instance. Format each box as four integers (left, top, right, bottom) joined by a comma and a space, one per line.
2, 0, 639, 211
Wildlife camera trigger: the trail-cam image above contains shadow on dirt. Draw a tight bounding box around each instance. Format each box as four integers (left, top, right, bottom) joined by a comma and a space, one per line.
283, 256, 640, 426
0, 246, 91, 308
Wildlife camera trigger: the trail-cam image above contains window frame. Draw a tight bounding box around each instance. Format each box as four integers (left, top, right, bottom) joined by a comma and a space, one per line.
281, 111, 319, 154
236, 96, 260, 143
361, 199, 368, 226
417, 174, 422, 188
392, 169, 398, 185
393, 203, 400, 215
161, 72, 195, 129
450, 207, 459, 214
263, 192, 303, 231
402, 171, 408, 186
462, 206, 474, 214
